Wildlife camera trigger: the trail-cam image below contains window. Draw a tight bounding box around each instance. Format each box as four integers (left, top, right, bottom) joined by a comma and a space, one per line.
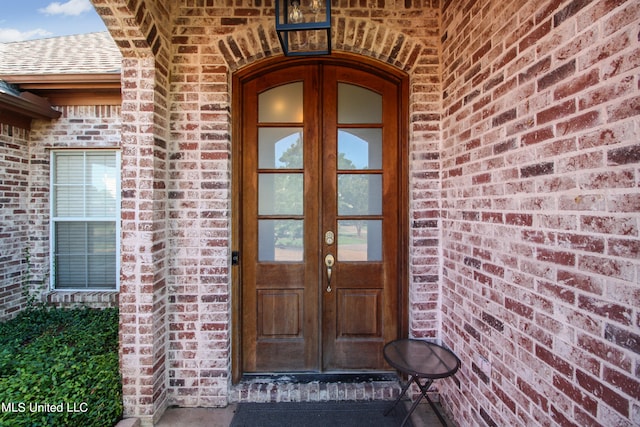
50, 151, 120, 290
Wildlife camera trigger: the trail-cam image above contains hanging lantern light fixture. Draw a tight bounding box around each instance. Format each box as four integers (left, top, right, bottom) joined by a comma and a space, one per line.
275, 0, 331, 56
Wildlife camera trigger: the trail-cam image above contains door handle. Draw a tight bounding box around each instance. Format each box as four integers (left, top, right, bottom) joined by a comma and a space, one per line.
324, 254, 335, 292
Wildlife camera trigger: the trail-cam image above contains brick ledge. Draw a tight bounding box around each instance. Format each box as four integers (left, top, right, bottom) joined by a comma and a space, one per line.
229, 380, 403, 403
45, 290, 119, 309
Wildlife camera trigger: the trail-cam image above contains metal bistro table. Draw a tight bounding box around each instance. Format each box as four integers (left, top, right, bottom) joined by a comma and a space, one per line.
383, 339, 461, 427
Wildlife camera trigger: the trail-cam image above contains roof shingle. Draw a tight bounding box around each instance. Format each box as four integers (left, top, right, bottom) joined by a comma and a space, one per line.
0, 32, 121, 76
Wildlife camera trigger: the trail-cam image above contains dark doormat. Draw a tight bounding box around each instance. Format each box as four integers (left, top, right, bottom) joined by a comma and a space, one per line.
230, 400, 412, 427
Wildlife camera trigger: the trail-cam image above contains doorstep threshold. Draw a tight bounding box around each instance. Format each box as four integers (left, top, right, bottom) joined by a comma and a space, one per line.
240, 372, 398, 384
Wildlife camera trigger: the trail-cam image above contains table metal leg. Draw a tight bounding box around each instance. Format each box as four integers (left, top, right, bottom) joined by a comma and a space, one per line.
383, 375, 413, 416
384, 375, 436, 427
402, 377, 425, 426
414, 377, 448, 427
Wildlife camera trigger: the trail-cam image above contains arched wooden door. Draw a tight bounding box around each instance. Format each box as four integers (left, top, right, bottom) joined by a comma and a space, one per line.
232, 55, 408, 378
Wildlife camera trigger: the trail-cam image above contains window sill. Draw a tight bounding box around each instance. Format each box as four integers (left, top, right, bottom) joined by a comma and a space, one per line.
46, 290, 119, 309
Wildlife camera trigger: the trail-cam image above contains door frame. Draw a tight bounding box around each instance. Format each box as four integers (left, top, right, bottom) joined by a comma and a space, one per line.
231, 52, 409, 383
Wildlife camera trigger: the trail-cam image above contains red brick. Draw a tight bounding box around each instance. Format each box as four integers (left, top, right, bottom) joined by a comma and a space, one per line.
520, 19, 553, 53
556, 110, 601, 135
557, 233, 605, 253
505, 297, 534, 319
505, 213, 533, 226
537, 99, 576, 124
578, 122, 636, 149
5, 0, 639, 424
607, 96, 640, 123
608, 194, 640, 213
536, 248, 576, 266
578, 254, 635, 281
522, 230, 555, 245
438, 0, 639, 425
553, 374, 597, 416
576, 370, 629, 417
603, 366, 640, 400
607, 144, 640, 165
517, 377, 549, 411
553, 0, 592, 26
492, 383, 517, 413
605, 323, 640, 354
538, 280, 575, 304
580, 169, 635, 190
519, 56, 552, 84
559, 193, 605, 211
554, 28, 599, 61
538, 60, 576, 91
579, 75, 633, 110
536, 345, 574, 377
522, 161, 555, 177
580, 215, 637, 237
522, 126, 554, 145
608, 237, 640, 259
492, 108, 517, 127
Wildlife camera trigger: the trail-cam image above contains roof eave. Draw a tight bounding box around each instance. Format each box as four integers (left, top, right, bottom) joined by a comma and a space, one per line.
0, 91, 62, 120
2, 73, 121, 90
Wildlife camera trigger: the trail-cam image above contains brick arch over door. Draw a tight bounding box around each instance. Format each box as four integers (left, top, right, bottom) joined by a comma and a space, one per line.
218, 18, 428, 73
221, 19, 444, 341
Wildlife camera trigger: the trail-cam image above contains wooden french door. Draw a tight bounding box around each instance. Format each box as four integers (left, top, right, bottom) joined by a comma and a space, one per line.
235, 57, 407, 375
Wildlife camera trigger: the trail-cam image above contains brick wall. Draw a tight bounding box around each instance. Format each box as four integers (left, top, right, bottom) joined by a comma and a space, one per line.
91, 0, 639, 425
176, 5, 451, 418
30, 106, 122, 310
0, 125, 30, 320
96, 0, 444, 419
1, 105, 123, 321
166, 1, 442, 413
440, 1, 639, 426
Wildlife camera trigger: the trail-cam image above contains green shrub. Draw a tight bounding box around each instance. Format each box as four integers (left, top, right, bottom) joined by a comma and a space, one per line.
0, 307, 122, 427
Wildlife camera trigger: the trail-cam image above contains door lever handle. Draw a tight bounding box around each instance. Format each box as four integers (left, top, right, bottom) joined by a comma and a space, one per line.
324, 254, 335, 292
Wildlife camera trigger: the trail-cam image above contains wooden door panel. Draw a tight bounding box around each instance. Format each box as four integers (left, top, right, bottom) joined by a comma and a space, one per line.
254, 341, 309, 371
325, 341, 388, 370
333, 263, 383, 287
258, 290, 303, 337
337, 290, 382, 337
255, 264, 305, 288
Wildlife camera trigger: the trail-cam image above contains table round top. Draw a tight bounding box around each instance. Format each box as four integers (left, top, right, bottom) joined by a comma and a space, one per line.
383, 339, 460, 379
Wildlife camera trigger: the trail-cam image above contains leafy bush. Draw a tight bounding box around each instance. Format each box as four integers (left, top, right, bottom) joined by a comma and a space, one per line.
0, 307, 122, 426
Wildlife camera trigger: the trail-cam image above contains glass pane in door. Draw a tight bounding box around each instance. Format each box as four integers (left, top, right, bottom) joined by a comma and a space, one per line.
259, 128, 303, 169
259, 220, 304, 261
258, 174, 304, 215
337, 174, 382, 215
259, 82, 303, 123
338, 129, 382, 170
337, 220, 382, 261
337, 83, 382, 124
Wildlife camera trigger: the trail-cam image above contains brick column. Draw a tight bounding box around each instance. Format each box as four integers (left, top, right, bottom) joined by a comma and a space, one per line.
96, 0, 174, 423
119, 55, 170, 422
0, 126, 30, 319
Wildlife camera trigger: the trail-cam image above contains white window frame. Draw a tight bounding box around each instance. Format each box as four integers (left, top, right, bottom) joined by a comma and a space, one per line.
49, 150, 121, 291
